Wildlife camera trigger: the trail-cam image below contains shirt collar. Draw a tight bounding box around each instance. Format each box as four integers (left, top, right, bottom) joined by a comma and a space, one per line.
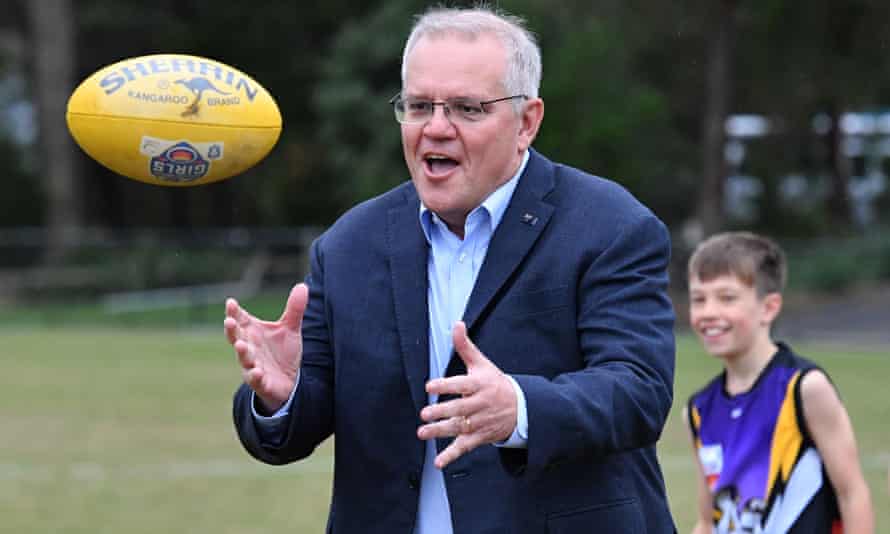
419, 150, 529, 243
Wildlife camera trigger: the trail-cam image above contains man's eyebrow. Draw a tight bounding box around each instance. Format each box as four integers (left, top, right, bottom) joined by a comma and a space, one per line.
401, 91, 430, 99
402, 92, 486, 101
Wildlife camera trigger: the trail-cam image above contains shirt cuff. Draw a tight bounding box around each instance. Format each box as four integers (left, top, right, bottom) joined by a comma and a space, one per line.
494, 375, 528, 448
251, 371, 300, 434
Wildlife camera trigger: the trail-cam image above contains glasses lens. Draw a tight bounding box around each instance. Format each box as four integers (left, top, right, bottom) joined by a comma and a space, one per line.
450, 99, 485, 122
393, 96, 407, 123
393, 97, 432, 124
391, 95, 499, 124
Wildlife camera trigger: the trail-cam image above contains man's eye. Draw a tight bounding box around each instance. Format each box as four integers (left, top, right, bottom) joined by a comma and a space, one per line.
407, 101, 431, 112
457, 103, 483, 115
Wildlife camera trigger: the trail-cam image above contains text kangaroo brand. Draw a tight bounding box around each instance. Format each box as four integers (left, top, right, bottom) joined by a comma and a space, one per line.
98, 57, 259, 102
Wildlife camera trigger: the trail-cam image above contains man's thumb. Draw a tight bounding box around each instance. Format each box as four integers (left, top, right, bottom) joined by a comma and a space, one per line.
452, 321, 483, 366
280, 283, 309, 329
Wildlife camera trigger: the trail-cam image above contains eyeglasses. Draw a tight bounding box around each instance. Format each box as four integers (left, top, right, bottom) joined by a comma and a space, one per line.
389, 93, 528, 124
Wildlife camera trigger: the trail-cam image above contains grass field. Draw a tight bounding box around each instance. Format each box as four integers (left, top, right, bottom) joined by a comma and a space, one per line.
1, 325, 886, 532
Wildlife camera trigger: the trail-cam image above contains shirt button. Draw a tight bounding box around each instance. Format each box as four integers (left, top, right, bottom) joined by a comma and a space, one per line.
458, 253, 467, 263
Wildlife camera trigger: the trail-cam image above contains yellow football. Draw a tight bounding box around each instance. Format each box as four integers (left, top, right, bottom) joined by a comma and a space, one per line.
66, 54, 282, 186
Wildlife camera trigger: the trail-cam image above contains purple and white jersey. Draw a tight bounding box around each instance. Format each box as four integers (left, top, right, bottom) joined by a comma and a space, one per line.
687, 343, 841, 534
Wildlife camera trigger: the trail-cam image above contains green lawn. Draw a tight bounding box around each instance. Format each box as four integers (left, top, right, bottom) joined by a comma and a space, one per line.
0, 327, 886, 532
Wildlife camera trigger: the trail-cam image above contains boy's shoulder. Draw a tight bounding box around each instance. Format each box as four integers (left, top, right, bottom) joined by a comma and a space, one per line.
767, 341, 821, 375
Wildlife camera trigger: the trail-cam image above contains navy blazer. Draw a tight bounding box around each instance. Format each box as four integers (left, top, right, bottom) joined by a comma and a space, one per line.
234, 149, 677, 533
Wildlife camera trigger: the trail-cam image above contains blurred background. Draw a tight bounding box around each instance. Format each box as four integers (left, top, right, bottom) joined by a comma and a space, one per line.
0, 1, 887, 533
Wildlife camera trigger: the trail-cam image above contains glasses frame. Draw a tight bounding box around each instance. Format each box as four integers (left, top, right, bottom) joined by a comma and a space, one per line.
389, 93, 528, 124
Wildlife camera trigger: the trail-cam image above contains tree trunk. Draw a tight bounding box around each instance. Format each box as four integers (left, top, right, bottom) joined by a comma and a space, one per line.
26, 0, 82, 264
826, 99, 853, 230
696, 0, 738, 238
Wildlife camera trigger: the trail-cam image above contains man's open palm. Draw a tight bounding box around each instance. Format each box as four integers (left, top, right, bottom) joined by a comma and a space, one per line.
224, 283, 308, 413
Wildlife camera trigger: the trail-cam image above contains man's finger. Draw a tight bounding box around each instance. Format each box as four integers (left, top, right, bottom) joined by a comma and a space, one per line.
234, 339, 254, 370
417, 417, 463, 441
425, 375, 477, 397
223, 317, 239, 345
225, 297, 239, 317
452, 321, 486, 368
244, 365, 264, 390
226, 297, 252, 328
420, 395, 482, 423
434, 434, 481, 469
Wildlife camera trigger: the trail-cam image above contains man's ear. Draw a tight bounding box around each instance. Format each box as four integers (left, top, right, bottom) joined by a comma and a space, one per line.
762, 292, 783, 324
518, 98, 544, 152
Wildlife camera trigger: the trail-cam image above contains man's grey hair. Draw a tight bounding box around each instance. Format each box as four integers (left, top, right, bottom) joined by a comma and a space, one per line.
400, 5, 542, 108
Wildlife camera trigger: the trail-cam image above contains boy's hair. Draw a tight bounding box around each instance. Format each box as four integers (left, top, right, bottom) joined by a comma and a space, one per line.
687, 231, 787, 296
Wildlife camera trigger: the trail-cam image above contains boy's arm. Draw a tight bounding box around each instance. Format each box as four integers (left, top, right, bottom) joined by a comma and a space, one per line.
801, 370, 874, 534
684, 406, 714, 534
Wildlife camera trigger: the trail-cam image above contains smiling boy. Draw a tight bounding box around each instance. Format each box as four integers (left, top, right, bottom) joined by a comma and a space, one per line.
685, 232, 873, 533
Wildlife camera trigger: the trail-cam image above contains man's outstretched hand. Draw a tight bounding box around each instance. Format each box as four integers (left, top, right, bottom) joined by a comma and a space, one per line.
224, 283, 308, 413
417, 321, 518, 469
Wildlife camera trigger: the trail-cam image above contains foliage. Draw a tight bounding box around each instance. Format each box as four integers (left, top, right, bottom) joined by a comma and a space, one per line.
0, 5, 41, 227
0, 137, 42, 226
4, 1, 889, 243
11, 245, 251, 300
314, 0, 427, 204
784, 229, 890, 292
526, 9, 695, 225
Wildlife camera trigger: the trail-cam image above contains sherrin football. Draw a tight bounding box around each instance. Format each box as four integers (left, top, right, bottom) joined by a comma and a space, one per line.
66, 54, 282, 186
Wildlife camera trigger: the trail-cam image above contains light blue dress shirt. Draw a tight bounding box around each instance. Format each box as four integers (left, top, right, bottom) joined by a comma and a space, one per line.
414, 150, 530, 534
252, 150, 531, 534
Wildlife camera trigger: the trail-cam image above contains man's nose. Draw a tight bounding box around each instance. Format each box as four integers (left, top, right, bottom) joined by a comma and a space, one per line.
423, 104, 456, 136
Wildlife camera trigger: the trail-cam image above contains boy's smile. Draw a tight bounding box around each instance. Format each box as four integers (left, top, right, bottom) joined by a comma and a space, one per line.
688, 274, 779, 361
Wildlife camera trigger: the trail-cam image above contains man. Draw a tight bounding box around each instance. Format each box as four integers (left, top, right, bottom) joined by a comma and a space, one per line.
227, 6, 676, 533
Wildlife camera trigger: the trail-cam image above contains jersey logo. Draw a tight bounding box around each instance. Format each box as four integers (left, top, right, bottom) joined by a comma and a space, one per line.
699, 443, 723, 489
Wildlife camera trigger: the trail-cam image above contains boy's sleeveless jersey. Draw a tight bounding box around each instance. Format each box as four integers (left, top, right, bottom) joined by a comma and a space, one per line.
687, 343, 841, 534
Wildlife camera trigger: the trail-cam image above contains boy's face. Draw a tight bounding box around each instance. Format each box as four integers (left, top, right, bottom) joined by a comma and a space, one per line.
688, 273, 781, 360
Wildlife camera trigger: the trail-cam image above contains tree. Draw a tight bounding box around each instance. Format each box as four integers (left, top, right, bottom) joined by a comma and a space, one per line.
737, 0, 890, 234
26, 0, 82, 262
519, 1, 694, 227
697, 0, 739, 238
0, 4, 42, 229
315, 0, 428, 204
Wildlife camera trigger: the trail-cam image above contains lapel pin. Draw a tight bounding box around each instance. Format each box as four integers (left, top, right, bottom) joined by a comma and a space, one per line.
521, 212, 538, 226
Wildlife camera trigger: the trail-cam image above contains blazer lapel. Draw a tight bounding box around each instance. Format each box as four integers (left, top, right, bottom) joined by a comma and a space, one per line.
462, 151, 556, 335
444, 151, 555, 380
387, 190, 430, 414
